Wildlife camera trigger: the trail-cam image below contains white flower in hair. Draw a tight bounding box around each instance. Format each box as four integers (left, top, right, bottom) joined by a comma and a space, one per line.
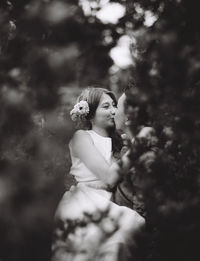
70, 100, 89, 121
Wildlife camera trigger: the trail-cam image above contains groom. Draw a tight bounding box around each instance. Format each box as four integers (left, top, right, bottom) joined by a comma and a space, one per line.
114, 90, 149, 217
113, 93, 134, 208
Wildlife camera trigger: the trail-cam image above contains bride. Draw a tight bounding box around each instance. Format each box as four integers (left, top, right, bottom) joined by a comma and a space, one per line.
52, 87, 145, 261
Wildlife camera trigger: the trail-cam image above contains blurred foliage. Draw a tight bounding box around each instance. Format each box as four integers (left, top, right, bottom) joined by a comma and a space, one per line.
0, 0, 113, 260
51, 186, 133, 261
118, 0, 200, 261
0, 0, 125, 260
1, 0, 200, 261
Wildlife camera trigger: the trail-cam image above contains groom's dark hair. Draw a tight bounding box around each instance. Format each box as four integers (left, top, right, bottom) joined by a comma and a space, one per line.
124, 81, 137, 96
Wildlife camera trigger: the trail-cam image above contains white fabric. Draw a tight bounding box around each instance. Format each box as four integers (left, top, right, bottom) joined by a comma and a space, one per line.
69, 130, 112, 180
69, 130, 114, 199
53, 130, 145, 261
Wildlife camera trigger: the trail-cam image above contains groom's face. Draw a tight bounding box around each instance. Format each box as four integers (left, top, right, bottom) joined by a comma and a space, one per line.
115, 93, 126, 132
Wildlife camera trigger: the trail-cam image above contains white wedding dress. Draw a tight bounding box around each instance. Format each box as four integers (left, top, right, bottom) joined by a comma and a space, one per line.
52, 130, 145, 261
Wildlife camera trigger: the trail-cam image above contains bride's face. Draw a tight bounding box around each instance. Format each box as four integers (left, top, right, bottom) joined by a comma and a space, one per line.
92, 93, 116, 129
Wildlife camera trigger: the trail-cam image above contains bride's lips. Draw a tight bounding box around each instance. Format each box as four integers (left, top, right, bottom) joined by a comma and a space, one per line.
109, 117, 115, 123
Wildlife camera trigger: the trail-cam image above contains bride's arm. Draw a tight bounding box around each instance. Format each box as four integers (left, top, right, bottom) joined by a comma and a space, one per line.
71, 130, 122, 188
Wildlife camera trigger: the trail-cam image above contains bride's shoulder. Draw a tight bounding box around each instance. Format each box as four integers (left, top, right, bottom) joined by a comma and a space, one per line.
71, 130, 91, 144
73, 129, 89, 137
70, 130, 93, 154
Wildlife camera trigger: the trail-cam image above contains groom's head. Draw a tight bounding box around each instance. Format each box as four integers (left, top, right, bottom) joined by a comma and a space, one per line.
115, 84, 150, 134
115, 92, 127, 132
115, 83, 132, 132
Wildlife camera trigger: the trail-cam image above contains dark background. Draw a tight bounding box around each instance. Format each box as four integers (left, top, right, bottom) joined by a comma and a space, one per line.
0, 1, 200, 261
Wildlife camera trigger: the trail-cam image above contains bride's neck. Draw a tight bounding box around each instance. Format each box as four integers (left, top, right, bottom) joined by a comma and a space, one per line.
92, 126, 109, 137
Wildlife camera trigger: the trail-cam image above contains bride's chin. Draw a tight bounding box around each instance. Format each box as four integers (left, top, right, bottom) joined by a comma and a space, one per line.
108, 120, 115, 126
106, 122, 116, 130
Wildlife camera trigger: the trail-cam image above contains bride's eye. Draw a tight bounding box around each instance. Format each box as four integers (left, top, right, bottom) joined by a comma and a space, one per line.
102, 102, 110, 109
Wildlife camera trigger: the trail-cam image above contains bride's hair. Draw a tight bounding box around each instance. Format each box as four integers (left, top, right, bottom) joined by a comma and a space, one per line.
75, 87, 123, 158
77, 87, 116, 121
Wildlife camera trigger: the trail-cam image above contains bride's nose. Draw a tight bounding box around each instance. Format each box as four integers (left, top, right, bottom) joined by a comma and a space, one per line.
110, 106, 116, 115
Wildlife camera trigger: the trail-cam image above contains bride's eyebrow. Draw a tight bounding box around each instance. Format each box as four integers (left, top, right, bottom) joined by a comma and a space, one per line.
101, 101, 110, 106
